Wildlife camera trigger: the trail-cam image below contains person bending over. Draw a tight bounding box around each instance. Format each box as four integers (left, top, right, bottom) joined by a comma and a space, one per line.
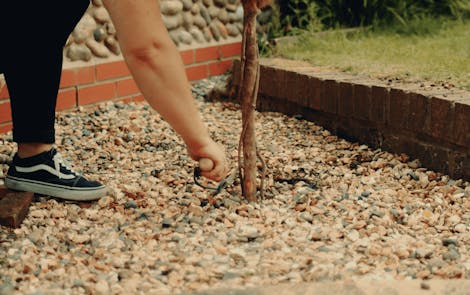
0, 0, 228, 201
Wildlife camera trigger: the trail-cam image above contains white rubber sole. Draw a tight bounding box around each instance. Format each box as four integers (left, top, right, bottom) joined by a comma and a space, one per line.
5, 176, 107, 201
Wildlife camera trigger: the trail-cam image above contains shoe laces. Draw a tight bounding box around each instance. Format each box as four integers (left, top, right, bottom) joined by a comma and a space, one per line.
52, 153, 78, 178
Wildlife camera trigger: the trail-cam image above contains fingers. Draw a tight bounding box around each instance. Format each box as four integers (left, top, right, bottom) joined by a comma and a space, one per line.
200, 159, 227, 182
187, 138, 228, 182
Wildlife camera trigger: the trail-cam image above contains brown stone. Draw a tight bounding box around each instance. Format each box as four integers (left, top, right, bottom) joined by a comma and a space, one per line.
216, 21, 228, 39
86, 39, 110, 58
104, 36, 121, 55
0, 189, 34, 228
79, 202, 94, 209
449, 152, 470, 180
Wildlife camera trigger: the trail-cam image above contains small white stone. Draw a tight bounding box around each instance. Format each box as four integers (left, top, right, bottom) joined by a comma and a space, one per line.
347, 230, 360, 242
454, 223, 466, 233
95, 279, 110, 295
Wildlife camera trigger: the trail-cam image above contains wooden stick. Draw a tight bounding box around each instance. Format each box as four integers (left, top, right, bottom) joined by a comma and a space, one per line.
238, 0, 266, 202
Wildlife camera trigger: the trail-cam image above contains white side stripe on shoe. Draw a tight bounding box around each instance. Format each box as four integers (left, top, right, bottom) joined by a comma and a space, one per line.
15, 164, 76, 180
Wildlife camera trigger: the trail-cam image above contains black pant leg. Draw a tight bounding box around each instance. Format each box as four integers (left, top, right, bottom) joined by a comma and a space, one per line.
0, 0, 90, 143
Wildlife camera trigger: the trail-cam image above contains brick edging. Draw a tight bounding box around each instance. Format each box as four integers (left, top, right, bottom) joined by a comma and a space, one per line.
231, 58, 469, 181
0, 39, 242, 133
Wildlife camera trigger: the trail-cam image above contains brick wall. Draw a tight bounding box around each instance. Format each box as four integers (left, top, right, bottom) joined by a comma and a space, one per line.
231, 58, 470, 181
0, 39, 241, 134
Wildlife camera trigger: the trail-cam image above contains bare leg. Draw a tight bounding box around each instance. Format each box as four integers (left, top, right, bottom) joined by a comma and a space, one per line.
103, 0, 228, 181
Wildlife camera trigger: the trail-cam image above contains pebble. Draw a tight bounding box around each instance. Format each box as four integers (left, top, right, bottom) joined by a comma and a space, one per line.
66, 43, 92, 62
454, 223, 466, 233
420, 281, 430, 290
124, 200, 138, 209
86, 39, 110, 58
0, 75, 468, 293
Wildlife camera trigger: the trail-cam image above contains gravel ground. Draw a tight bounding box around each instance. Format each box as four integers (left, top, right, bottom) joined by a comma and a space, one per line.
0, 75, 469, 295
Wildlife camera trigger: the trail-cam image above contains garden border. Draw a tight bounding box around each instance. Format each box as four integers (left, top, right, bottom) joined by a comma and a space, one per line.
230, 58, 469, 181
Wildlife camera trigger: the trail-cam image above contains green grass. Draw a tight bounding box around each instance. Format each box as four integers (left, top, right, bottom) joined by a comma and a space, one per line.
273, 19, 470, 90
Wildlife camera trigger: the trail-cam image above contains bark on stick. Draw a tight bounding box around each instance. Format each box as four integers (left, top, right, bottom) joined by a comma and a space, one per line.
238, 0, 264, 202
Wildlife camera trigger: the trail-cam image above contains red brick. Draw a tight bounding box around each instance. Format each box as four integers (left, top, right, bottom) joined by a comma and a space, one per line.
321, 79, 339, 114
132, 94, 146, 102
96, 61, 130, 81
338, 82, 354, 117
56, 88, 77, 111
427, 97, 453, 140
117, 78, 140, 97
0, 122, 12, 134
76, 66, 95, 85
275, 68, 289, 100
291, 73, 311, 107
60, 69, 76, 88
259, 66, 278, 98
306, 77, 322, 111
276, 69, 292, 101
453, 101, 470, 147
78, 82, 116, 105
0, 100, 11, 123
370, 86, 389, 124
352, 83, 372, 121
283, 72, 301, 105
0, 190, 34, 228
60, 66, 95, 88
220, 42, 242, 57
388, 88, 410, 128
208, 60, 233, 76
186, 64, 208, 81
195, 46, 220, 63
120, 97, 133, 104
0, 83, 9, 99
180, 49, 194, 65
407, 93, 428, 132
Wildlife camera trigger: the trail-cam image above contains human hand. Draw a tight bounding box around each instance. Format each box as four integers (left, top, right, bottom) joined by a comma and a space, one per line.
187, 138, 228, 182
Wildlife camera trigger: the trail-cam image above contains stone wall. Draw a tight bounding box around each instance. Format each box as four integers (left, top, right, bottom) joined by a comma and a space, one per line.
66, 0, 244, 62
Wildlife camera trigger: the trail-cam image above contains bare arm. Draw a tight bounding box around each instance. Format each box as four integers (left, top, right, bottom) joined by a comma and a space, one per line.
103, 0, 227, 181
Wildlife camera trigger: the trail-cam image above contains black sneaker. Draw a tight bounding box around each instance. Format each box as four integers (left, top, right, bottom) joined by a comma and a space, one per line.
5, 148, 107, 201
